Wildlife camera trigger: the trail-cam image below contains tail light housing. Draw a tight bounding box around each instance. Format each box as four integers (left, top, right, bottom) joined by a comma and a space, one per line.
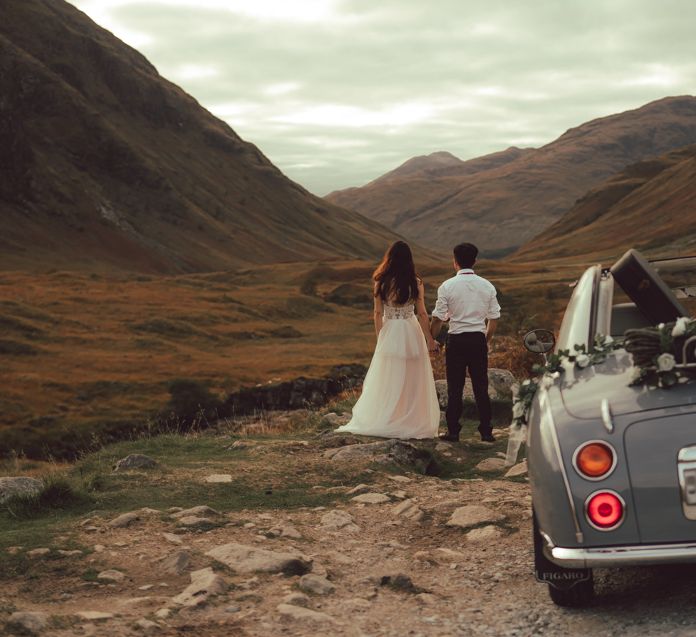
586, 490, 625, 531
573, 441, 616, 480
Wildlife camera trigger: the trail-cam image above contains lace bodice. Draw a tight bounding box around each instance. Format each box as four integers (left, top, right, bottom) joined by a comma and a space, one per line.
384, 304, 415, 320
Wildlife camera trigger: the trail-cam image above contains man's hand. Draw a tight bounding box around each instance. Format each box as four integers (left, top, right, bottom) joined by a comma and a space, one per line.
428, 339, 440, 353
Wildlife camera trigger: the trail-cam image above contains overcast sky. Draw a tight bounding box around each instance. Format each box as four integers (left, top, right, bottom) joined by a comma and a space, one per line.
68, 0, 696, 196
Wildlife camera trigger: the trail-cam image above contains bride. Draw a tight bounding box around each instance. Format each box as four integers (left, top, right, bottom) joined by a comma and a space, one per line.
337, 241, 441, 439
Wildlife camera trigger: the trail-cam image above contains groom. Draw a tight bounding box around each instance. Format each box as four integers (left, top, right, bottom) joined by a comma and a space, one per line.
430, 243, 501, 442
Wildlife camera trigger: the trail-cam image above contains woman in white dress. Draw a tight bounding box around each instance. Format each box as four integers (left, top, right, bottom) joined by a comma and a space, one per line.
337, 241, 441, 439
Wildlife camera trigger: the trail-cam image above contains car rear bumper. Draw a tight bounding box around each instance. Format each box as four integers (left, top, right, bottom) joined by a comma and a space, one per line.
546, 542, 696, 568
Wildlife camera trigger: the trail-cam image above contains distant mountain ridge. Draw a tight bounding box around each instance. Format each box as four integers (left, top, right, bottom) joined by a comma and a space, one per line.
514, 143, 696, 261
326, 96, 696, 255
0, 0, 399, 273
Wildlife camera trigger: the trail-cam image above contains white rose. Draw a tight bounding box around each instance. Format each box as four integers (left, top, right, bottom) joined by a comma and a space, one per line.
512, 402, 525, 419
575, 354, 590, 368
540, 375, 554, 390
604, 335, 614, 345
672, 317, 690, 338
522, 379, 531, 386
658, 323, 665, 330
657, 352, 676, 372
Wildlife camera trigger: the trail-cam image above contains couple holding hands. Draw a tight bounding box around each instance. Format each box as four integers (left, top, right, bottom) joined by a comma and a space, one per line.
338, 240, 501, 443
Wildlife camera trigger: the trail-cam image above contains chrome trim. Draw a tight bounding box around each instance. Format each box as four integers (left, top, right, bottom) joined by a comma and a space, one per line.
600, 398, 614, 434
677, 445, 696, 520
572, 440, 618, 482
584, 490, 626, 532
543, 391, 584, 543
546, 542, 696, 569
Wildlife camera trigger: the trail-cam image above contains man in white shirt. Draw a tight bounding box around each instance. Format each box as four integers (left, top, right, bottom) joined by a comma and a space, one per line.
430, 243, 501, 442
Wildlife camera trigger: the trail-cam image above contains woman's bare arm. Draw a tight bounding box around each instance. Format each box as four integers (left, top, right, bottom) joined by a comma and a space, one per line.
373, 282, 384, 338
416, 281, 439, 351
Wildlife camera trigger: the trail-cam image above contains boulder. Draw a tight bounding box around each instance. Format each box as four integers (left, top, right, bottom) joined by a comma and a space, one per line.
177, 516, 216, 530
329, 439, 439, 475
351, 493, 390, 505
7, 611, 48, 635
505, 459, 528, 478
475, 458, 507, 472
97, 569, 126, 583
277, 604, 336, 625
108, 512, 141, 528
299, 574, 335, 595
206, 543, 312, 575
159, 551, 191, 575
171, 567, 226, 607
171, 506, 220, 519
320, 510, 359, 532
0, 477, 42, 504
446, 505, 505, 530
282, 592, 311, 607
466, 525, 503, 542
113, 454, 157, 472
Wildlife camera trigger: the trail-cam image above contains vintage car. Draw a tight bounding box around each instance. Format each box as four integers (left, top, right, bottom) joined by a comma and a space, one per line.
523, 249, 696, 606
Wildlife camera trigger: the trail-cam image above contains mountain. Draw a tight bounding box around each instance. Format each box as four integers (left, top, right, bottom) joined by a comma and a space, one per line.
0, 0, 399, 273
326, 97, 696, 256
513, 144, 696, 261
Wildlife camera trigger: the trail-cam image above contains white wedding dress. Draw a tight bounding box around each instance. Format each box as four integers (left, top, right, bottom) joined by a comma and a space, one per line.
336, 303, 440, 439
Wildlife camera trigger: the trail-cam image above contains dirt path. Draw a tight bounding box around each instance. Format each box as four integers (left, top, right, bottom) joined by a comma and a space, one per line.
5, 435, 696, 636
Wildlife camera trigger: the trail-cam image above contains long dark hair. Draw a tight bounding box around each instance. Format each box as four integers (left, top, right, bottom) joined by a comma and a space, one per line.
373, 241, 420, 304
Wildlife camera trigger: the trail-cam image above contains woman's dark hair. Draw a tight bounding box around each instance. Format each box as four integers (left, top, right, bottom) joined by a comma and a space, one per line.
453, 242, 478, 269
373, 241, 420, 304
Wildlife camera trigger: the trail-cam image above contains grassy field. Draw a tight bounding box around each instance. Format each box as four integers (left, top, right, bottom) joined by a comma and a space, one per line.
0, 257, 586, 458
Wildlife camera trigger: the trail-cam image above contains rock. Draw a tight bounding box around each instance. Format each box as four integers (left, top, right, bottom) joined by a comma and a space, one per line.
343, 598, 372, 611
267, 524, 302, 539
330, 439, 438, 475
346, 483, 371, 495
320, 510, 358, 532
379, 574, 425, 594
351, 493, 390, 505
171, 567, 226, 607
108, 511, 141, 528
162, 533, 183, 545
299, 574, 335, 595
204, 474, 232, 483
446, 505, 505, 530
98, 569, 126, 583
75, 611, 114, 621
416, 593, 438, 604
434, 548, 465, 561
475, 457, 507, 472
134, 618, 160, 633
7, 611, 48, 635
159, 551, 191, 575
206, 543, 312, 575
389, 475, 412, 483
57, 549, 83, 557
392, 499, 425, 521
505, 459, 528, 478
467, 525, 503, 542
177, 516, 216, 530
154, 609, 171, 619
0, 477, 42, 504
282, 592, 311, 607
321, 412, 342, 427
171, 506, 220, 519
277, 604, 336, 625
113, 454, 157, 472
26, 548, 50, 558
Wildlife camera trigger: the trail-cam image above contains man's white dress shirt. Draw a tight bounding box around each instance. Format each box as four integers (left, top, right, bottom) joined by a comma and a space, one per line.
432, 269, 501, 334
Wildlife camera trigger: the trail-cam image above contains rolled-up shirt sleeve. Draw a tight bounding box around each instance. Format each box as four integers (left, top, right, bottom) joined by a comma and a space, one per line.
432, 283, 449, 321
487, 287, 501, 319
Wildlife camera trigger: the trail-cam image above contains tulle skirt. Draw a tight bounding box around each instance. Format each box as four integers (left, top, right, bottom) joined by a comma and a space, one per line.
337, 316, 440, 439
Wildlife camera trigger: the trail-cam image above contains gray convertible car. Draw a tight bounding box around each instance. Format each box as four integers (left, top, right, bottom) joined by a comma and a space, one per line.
523, 249, 696, 606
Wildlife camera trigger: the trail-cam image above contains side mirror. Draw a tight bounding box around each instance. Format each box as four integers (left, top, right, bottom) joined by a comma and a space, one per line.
523, 329, 556, 354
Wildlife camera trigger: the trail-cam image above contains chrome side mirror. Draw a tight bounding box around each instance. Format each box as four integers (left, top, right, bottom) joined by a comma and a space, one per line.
523, 329, 556, 354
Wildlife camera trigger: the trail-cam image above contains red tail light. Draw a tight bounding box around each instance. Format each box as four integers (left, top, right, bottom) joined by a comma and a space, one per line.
586, 491, 625, 530
574, 441, 616, 479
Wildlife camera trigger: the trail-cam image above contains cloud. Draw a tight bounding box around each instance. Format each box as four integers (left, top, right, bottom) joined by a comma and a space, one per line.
68, 0, 696, 195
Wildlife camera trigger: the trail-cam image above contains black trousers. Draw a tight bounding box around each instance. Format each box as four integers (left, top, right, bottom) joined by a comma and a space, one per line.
445, 331, 492, 435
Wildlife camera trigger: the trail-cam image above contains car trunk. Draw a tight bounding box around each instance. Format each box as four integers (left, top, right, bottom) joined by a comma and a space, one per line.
625, 412, 696, 543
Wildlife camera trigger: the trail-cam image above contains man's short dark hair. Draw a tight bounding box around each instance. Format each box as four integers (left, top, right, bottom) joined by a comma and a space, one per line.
453, 243, 478, 269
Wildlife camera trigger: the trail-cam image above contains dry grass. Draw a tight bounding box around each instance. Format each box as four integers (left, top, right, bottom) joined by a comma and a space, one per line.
0, 256, 587, 457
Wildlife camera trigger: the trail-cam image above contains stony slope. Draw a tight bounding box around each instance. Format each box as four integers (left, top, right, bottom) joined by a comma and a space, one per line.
0, 0, 398, 273
326, 97, 696, 255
